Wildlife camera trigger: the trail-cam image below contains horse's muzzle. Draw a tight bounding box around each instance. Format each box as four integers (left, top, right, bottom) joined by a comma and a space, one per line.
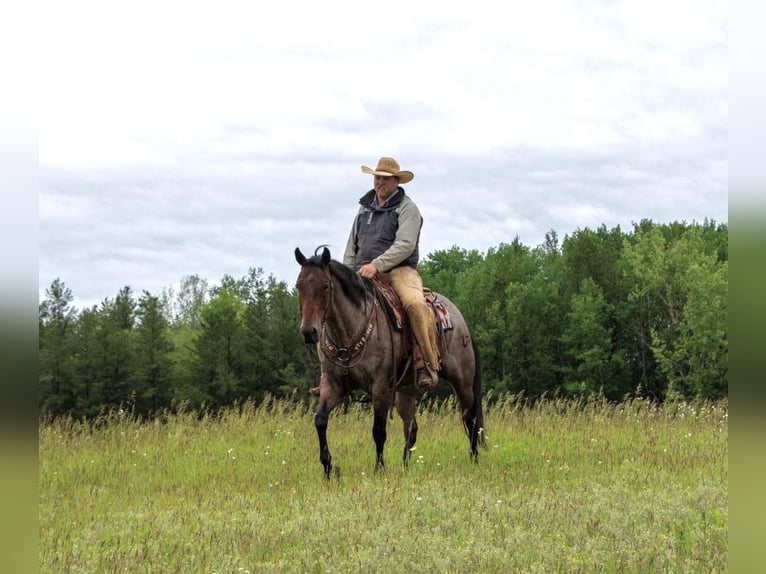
301, 327, 319, 345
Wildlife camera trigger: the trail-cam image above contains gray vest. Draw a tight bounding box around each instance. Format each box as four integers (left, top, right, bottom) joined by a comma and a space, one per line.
353, 188, 420, 270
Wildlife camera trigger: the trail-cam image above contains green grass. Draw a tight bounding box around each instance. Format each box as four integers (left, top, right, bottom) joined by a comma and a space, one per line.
39, 396, 728, 573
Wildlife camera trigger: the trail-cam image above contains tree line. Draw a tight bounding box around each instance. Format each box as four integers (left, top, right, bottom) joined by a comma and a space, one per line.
39, 219, 727, 419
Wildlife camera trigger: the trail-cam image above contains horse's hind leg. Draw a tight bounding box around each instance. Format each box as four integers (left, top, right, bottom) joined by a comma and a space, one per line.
451, 377, 483, 463
463, 410, 480, 463
395, 389, 418, 467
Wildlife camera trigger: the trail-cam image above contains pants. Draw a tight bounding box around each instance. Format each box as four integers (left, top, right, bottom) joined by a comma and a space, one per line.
389, 266, 440, 370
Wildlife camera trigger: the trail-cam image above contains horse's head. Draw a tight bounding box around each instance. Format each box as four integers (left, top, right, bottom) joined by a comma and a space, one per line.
295, 246, 332, 344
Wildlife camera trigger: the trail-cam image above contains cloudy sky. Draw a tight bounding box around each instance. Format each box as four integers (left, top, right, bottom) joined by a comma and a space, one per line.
38, 0, 728, 310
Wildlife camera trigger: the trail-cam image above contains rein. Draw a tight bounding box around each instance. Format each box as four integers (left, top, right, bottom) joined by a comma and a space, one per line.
319, 278, 378, 369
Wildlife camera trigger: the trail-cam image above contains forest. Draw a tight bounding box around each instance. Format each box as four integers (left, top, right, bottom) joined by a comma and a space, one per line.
38, 219, 728, 419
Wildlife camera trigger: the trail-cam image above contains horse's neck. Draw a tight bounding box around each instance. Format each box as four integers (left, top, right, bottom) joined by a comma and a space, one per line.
326, 277, 368, 341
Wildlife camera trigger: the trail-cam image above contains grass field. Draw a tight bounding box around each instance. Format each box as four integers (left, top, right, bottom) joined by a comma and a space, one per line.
39, 395, 728, 573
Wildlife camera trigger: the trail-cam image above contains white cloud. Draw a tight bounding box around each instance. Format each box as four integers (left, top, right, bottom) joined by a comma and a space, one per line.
38, 0, 727, 309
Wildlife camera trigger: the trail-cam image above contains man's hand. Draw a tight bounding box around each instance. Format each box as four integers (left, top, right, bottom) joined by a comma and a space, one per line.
359, 263, 378, 279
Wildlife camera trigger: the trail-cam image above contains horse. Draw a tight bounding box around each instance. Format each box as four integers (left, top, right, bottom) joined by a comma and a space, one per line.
294, 246, 485, 479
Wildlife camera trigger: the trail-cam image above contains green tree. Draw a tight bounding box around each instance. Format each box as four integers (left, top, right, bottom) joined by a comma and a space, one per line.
648, 228, 728, 398
419, 245, 483, 300
559, 225, 631, 396
457, 239, 535, 390
560, 225, 625, 305
37, 219, 728, 418
39, 279, 78, 415
620, 225, 668, 398
72, 307, 104, 417
621, 222, 728, 399
166, 323, 204, 407
504, 270, 562, 398
95, 287, 137, 409
194, 288, 247, 406
559, 278, 626, 398
176, 274, 208, 329
699, 218, 728, 263
133, 291, 175, 414
241, 271, 316, 398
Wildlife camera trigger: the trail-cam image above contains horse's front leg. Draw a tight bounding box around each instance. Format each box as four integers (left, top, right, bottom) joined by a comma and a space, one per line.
371, 385, 391, 473
372, 407, 387, 472
315, 401, 334, 479
316, 377, 340, 479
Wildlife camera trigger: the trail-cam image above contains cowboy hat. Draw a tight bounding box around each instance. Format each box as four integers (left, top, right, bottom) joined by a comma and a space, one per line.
361, 157, 414, 184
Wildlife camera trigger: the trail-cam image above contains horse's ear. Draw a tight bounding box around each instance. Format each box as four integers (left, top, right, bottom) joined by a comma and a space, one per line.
295, 247, 307, 266
321, 246, 331, 266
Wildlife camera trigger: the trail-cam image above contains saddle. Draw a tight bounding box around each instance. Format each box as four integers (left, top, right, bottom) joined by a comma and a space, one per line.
366, 275, 454, 390
371, 275, 453, 335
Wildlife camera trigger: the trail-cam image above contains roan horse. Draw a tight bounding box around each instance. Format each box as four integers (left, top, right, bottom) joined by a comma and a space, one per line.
295, 246, 485, 479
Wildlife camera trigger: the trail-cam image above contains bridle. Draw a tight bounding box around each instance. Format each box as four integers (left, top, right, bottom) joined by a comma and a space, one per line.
317, 270, 378, 369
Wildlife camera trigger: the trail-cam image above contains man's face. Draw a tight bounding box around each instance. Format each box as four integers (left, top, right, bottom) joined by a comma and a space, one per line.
374, 175, 399, 202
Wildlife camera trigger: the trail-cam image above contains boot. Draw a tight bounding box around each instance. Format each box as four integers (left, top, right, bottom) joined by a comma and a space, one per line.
416, 365, 439, 390
413, 342, 439, 390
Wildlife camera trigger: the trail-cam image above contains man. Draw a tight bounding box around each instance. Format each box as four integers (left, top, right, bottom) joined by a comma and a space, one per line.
343, 156, 440, 388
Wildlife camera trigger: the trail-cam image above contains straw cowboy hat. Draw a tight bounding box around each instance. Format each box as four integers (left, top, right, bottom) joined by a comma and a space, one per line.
361, 157, 414, 184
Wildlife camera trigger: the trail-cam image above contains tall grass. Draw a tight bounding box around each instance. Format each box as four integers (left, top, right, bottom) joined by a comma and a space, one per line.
39, 396, 727, 573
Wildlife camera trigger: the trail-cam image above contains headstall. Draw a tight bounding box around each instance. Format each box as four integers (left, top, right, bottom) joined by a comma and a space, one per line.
319, 279, 377, 369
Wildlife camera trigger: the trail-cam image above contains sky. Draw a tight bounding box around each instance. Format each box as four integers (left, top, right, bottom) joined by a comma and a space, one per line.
38, 0, 728, 311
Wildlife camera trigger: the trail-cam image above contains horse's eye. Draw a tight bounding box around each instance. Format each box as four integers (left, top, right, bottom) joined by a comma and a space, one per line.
323, 282, 330, 291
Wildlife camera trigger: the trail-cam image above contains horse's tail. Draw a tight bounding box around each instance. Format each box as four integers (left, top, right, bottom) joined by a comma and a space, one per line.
472, 338, 487, 448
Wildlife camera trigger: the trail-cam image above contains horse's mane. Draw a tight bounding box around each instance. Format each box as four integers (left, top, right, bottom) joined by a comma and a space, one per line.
302, 252, 371, 307
329, 260, 372, 306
